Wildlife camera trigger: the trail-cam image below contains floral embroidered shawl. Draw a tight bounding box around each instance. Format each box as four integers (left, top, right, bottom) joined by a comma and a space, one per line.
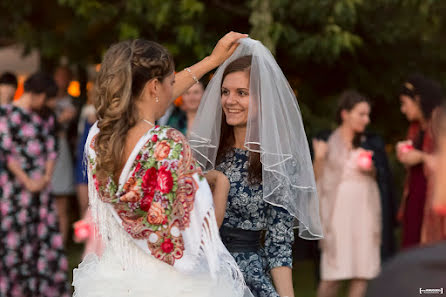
85, 123, 246, 282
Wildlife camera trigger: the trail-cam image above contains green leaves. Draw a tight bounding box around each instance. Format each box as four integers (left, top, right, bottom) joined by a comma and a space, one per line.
3, 0, 443, 69
250, 0, 277, 53
119, 23, 140, 40
177, 25, 196, 46
291, 24, 363, 63
180, 0, 204, 19
3, 0, 445, 145
275, 0, 367, 63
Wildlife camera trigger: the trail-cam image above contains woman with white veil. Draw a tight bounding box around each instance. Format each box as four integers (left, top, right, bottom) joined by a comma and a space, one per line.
190, 38, 323, 297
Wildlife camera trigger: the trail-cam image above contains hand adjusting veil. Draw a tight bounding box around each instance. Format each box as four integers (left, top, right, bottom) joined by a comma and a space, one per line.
189, 38, 323, 240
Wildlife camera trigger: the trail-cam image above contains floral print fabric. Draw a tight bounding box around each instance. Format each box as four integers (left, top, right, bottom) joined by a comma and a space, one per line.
0, 105, 70, 297
216, 148, 294, 297
88, 126, 202, 265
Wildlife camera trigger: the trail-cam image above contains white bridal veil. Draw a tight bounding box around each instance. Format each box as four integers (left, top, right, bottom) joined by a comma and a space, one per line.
189, 38, 323, 240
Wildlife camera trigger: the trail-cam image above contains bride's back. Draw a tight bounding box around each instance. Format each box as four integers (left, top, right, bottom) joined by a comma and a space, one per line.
73, 38, 254, 297
93, 39, 175, 188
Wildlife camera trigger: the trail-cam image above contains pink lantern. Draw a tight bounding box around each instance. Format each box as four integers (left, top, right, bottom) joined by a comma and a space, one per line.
357, 151, 373, 171
73, 219, 91, 242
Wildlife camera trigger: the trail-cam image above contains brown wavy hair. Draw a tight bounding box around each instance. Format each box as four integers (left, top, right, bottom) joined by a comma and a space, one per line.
94, 39, 174, 185
216, 55, 262, 183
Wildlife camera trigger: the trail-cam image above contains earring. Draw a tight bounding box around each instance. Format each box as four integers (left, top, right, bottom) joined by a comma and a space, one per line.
155, 96, 159, 103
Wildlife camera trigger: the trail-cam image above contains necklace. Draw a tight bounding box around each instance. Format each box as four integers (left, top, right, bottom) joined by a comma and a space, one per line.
142, 119, 155, 126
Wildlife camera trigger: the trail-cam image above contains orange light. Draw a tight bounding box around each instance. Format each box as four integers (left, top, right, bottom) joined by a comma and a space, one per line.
174, 96, 183, 107
68, 80, 81, 97
95, 64, 101, 72
86, 81, 94, 91
13, 75, 26, 101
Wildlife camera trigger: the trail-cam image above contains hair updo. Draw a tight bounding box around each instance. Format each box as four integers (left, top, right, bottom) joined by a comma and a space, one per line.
94, 39, 174, 185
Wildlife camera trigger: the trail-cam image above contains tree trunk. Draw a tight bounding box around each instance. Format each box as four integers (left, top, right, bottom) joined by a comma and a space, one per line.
249, 0, 276, 54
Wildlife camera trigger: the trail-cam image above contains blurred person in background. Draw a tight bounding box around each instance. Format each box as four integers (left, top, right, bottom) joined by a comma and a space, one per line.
157, 99, 187, 134
49, 65, 77, 244
432, 106, 446, 217
73, 84, 104, 258
366, 105, 446, 297
419, 99, 446, 244
0, 71, 18, 105
396, 74, 444, 249
314, 90, 384, 297
180, 80, 204, 135
0, 72, 70, 297
75, 84, 96, 217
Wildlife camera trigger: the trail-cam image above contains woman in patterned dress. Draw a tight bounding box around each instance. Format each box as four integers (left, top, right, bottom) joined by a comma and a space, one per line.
216, 56, 295, 297
190, 39, 323, 297
215, 146, 295, 297
0, 73, 70, 297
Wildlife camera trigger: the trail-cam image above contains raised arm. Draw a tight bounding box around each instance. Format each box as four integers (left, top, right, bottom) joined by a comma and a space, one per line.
172, 32, 247, 100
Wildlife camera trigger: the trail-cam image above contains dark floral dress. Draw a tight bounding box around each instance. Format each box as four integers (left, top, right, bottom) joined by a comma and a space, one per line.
0, 105, 70, 297
216, 148, 294, 297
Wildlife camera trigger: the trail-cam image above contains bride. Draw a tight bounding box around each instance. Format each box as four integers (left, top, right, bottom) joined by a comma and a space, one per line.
72, 33, 253, 297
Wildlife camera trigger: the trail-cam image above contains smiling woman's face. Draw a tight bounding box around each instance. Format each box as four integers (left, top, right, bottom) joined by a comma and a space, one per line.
221, 71, 250, 127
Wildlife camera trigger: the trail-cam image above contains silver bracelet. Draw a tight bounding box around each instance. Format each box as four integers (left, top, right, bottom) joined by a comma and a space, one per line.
185, 67, 199, 84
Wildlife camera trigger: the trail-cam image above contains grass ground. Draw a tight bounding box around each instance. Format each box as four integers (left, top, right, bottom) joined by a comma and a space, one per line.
66, 240, 349, 297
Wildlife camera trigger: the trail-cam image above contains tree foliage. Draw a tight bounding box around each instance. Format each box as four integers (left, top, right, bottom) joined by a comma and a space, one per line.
1, 0, 445, 140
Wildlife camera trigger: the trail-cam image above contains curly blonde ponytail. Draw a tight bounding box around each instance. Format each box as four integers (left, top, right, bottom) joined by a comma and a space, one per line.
94, 39, 174, 185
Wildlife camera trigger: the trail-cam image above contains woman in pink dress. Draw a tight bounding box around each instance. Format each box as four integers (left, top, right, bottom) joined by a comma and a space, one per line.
313, 90, 381, 297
